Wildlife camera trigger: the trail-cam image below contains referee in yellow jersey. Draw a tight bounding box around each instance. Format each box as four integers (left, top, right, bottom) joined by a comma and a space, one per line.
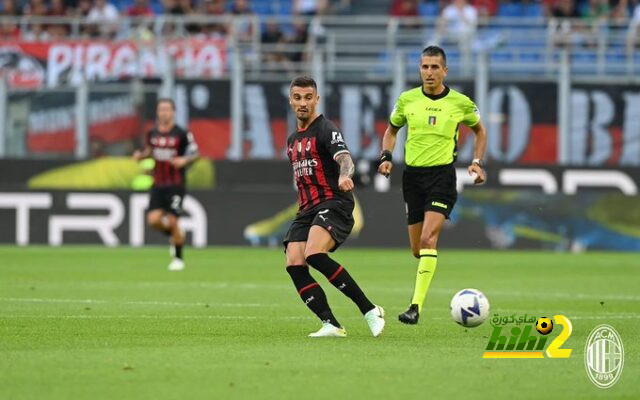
378, 46, 487, 325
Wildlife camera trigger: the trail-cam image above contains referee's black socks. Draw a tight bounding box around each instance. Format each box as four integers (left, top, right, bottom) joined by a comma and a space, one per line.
306, 253, 375, 315
286, 265, 341, 328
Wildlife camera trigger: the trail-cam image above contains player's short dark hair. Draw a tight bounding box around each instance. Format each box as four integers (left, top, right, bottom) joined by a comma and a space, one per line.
421, 46, 447, 66
289, 76, 317, 91
156, 98, 176, 110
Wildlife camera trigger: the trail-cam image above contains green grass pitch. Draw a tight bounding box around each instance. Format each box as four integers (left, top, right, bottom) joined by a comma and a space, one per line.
1, 246, 638, 399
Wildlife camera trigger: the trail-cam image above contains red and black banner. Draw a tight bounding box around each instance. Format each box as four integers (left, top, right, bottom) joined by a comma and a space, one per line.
7, 76, 640, 165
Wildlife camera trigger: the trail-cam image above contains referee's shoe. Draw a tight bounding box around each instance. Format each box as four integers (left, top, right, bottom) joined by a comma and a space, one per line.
398, 304, 419, 325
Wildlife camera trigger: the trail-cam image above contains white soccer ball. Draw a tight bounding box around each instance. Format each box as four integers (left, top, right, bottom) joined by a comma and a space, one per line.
450, 288, 490, 327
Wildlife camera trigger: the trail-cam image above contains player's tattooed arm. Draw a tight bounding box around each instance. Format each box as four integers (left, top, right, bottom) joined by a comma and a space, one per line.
336, 153, 355, 178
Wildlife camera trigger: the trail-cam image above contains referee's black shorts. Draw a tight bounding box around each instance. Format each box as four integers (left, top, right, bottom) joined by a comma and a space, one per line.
283, 201, 355, 252
402, 163, 457, 224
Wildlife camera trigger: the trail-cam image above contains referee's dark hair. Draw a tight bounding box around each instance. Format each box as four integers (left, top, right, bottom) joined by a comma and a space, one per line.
157, 98, 176, 110
290, 75, 317, 91
421, 46, 447, 66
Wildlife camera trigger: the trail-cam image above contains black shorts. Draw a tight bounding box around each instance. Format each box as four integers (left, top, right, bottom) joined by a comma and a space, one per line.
403, 164, 457, 224
283, 201, 355, 252
148, 185, 185, 216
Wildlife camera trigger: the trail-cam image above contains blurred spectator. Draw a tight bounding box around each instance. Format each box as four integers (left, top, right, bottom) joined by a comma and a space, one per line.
632, 0, 640, 23
230, 0, 253, 41
22, 0, 49, 40
472, 0, 497, 17
22, 0, 47, 16
436, 0, 478, 40
46, 0, 69, 38
580, 0, 610, 23
87, 0, 119, 37
547, 0, 594, 47
0, 0, 20, 39
70, 0, 92, 37
390, 0, 420, 30
262, 19, 285, 45
47, 0, 67, 16
172, 0, 194, 15
610, 0, 629, 23
127, 0, 154, 16
578, 0, 611, 47
326, 0, 352, 14
262, 19, 293, 72
198, 0, 228, 38
627, 1, 640, 49
390, 0, 419, 16
549, 0, 579, 18
230, 0, 251, 14
294, 0, 328, 16
178, 0, 199, 33
127, 0, 154, 40
162, 0, 198, 35
1, 0, 20, 16
73, 0, 92, 17
289, 18, 309, 64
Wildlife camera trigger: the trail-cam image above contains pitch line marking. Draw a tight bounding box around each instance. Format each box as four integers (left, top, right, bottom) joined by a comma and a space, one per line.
0, 297, 264, 308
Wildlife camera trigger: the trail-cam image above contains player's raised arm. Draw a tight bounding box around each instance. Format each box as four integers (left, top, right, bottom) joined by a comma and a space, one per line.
378, 123, 400, 177
467, 121, 487, 185
335, 152, 355, 192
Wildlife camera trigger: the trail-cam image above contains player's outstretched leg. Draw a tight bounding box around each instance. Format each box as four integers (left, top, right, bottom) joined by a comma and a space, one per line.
306, 253, 385, 337
286, 265, 346, 337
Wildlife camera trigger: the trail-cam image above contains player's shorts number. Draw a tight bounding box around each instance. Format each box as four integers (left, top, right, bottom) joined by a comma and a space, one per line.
171, 195, 182, 212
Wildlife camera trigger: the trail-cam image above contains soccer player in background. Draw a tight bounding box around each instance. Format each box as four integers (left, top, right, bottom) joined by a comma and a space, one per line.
378, 46, 487, 324
133, 98, 199, 271
284, 76, 385, 338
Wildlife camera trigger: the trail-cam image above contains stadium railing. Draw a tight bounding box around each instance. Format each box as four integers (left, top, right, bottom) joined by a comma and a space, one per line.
1, 14, 638, 78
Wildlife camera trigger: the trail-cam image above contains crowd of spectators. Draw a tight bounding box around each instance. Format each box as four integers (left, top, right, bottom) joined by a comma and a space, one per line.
0, 0, 349, 39
389, 0, 640, 49
1, 0, 639, 50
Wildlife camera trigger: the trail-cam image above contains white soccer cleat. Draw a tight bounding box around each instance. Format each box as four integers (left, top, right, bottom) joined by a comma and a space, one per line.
168, 258, 185, 271
364, 305, 385, 337
308, 323, 347, 338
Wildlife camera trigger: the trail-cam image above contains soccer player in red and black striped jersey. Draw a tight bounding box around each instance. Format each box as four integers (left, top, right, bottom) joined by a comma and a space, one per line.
283, 76, 385, 338
133, 98, 199, 271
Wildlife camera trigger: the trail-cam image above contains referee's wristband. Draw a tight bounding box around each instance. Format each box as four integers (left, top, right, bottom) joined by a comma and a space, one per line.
380, 150, 393, 164
472, 158, 483, 167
